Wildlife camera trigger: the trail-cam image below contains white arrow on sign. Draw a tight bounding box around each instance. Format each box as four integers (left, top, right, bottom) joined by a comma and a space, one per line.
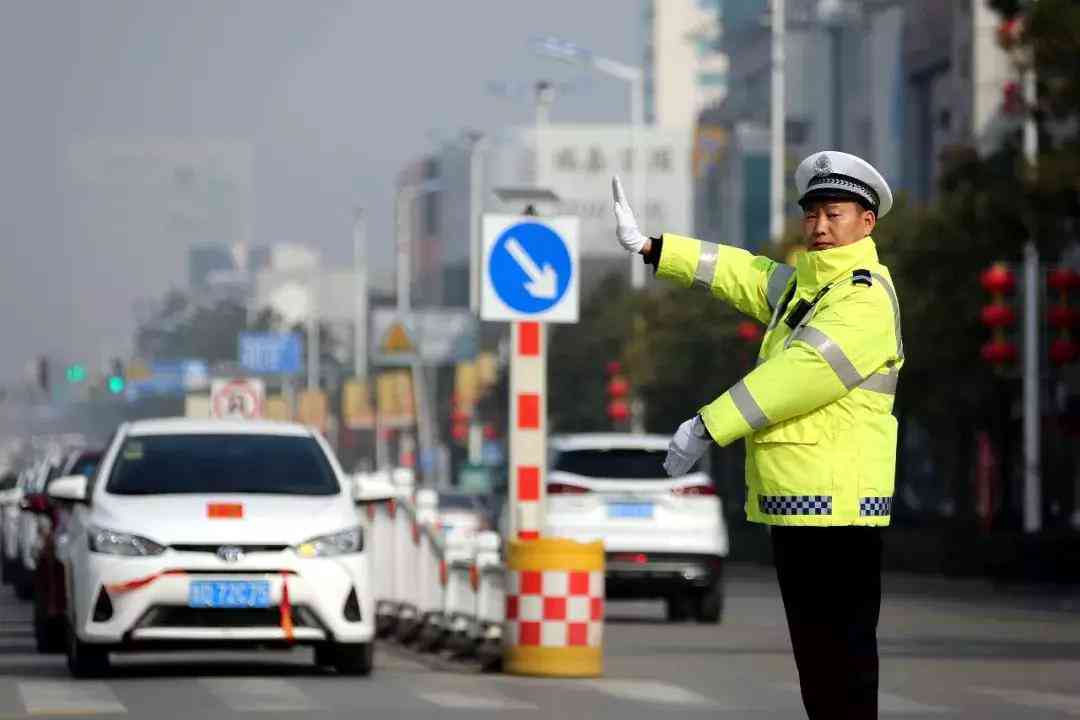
504, 237, 558, 299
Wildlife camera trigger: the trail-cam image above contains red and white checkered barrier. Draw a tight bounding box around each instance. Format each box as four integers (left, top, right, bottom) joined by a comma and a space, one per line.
506, 569, 604, 648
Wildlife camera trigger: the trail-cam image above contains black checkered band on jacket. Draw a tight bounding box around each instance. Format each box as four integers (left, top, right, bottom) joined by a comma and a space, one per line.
859, 497, 892, 517
804, 173, 880, 212
758, 495, 833, 516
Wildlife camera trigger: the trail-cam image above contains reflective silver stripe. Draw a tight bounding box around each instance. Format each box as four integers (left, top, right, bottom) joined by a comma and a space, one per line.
765, 264, 795, 309
693, 242, 719, 289
730, 380, 768, 430
793, 326, 863, 390
858, 369, 898, 395
870, 272, 904, 359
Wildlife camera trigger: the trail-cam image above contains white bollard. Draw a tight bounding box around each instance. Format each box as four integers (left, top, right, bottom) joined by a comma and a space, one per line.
472, 530, 505, 669
414, 489, 445, 651
354, 470, 397, 637
392, 469, 419, 640
443, 530, 478, 656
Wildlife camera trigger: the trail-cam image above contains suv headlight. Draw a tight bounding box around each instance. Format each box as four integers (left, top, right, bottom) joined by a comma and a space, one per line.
88, 526, 165, 556
295, 526, 363, 558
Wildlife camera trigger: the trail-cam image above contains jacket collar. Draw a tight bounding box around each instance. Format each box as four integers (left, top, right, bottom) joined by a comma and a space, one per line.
795, 236, 879, 294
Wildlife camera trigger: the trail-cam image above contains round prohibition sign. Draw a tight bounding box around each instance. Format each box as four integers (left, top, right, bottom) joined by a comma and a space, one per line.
488, 221, 573, 314
212, 380, 264, 419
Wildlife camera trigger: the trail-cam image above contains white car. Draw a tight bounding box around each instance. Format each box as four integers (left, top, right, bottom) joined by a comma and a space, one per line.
0, 468, 22, 584
52, 418, 375, 677
544, 433, 729, 623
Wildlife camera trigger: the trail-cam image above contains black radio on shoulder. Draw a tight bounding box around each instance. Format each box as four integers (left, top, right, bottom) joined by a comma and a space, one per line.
784, 299, 813, 329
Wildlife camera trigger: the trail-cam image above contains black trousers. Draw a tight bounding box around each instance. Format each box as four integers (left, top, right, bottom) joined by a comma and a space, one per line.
771, 525, 883, 720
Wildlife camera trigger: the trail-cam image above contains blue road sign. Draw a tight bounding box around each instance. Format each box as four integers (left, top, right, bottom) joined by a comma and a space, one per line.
488, 221, 573, 315
239, 332, 302, 375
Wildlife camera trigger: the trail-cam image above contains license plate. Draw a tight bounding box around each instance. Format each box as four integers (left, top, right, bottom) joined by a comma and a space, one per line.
188, 580, 271, 609
608, 502, 654, 519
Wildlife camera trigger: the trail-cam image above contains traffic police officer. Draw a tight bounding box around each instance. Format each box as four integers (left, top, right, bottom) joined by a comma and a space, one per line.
611, 151, 902, 719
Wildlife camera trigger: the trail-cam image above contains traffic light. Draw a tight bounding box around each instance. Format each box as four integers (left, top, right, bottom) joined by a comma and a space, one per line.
107, 358, 125, 395
65, 364, 86, 384
605, 361, 630, 428
1047, 267, 1080, 367
980, 263, 1018, 366
107, 375, 125, 394
35, 356, 50, 392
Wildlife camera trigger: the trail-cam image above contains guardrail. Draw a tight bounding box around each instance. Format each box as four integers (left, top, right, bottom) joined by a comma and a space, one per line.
354, 470, 505, 669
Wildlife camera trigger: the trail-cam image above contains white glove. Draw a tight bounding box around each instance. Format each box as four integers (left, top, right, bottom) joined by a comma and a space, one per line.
663, 415, 711, 477
612, 175, 647, 253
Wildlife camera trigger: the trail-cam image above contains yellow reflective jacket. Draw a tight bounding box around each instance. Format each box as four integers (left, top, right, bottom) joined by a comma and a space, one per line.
656, 234, 903, 527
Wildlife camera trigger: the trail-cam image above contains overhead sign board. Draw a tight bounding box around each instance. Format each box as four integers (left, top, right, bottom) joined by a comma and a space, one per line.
371, 309, 478, 367
239, 332, 302, 375
210, 378, 266, 420
126, 359, 209, 399
481, 214, 579, 323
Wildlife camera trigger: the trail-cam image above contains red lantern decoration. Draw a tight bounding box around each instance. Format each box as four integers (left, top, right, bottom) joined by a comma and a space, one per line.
1048, 268, 1078, 292
607, 376, 629, 398
981, 303, 1016, 328
1050, 338, 1080, 367
451, 421, 468, 443
980, 264, 1016, 295
1048, 304, 1077, 330
981, 338, 1018, 365
607, 400, 630, 422
737, 321, 763, 343
450, 407, 470, 424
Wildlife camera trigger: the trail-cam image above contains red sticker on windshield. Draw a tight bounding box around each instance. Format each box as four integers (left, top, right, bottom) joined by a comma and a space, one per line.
207, 502, 243, 519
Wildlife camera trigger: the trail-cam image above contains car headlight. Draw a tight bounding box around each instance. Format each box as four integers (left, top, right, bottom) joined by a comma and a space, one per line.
295, 526, 363, 558
87, 526, 165, 556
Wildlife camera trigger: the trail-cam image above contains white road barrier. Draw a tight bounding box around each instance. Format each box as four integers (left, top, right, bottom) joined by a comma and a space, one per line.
353, 469, 505, 666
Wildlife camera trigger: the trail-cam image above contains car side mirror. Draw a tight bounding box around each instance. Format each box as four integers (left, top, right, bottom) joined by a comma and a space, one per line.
47, 475, 88, 503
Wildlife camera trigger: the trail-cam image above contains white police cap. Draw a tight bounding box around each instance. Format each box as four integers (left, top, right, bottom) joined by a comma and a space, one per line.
794, 150, 893, 219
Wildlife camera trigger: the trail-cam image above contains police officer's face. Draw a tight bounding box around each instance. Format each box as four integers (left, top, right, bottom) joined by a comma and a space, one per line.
802, 201, 876, 252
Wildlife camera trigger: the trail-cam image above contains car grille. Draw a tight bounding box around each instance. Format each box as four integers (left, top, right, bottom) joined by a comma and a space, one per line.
170, 544, 289, 554
135, 605, 318, 629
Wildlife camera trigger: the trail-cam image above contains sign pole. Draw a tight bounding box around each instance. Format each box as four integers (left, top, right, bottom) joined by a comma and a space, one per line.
509, 321, 546, 540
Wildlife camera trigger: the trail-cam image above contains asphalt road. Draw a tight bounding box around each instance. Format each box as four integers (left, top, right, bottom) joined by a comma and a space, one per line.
1, 564, 1078, 719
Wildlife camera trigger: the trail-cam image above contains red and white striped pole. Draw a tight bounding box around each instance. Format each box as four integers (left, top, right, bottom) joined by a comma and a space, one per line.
509, 320, 545, 541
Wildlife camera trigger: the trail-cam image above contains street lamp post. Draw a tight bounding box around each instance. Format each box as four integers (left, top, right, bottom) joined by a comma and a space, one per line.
394, 180, 442, 485
770, 0, 786, 244
531, 35, 647, 289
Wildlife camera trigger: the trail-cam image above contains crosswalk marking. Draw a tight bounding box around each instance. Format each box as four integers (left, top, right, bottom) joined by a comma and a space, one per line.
584, 679, 720, 707
418, 691, 537, 710
199, 678, 321, 712
17, 681, 126, 716
974, 686, 1080, 715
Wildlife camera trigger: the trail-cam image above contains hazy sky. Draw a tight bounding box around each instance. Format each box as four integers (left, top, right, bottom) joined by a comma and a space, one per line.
0, 1, 638, 383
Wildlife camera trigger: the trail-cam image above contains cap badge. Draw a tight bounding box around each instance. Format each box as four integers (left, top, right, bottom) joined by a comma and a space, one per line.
813, 153, 832, 176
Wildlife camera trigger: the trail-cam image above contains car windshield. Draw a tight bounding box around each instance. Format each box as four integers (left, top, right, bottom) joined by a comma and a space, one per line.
552, 448, 701, 479
106, 434, 339, 496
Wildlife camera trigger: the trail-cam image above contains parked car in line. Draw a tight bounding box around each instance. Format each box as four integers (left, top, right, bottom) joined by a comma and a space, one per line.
53, 418, 375, 677
543, 433, 729, 623
31, 448, 103, 652
15, 456, 66, 600
0, 468, 21, 584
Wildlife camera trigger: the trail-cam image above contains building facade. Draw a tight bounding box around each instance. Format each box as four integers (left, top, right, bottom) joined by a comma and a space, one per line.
644, 0, 729, 127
